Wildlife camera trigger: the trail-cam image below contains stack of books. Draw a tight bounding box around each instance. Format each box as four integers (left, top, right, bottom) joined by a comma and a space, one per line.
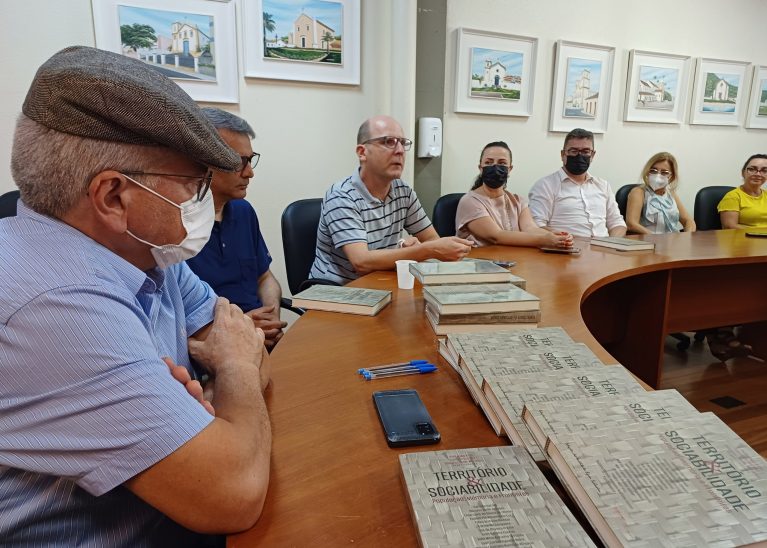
409, 259, 539, 336
421, 282, 540, 336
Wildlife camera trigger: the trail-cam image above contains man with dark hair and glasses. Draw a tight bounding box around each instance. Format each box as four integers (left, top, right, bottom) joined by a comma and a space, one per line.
310, 115, 472, 285
188, 108, 287, 351
528, 128, 626, 238
0, 47, 271, 545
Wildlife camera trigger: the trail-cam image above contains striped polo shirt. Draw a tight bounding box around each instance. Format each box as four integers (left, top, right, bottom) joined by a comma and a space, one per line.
309, 168, 432, 284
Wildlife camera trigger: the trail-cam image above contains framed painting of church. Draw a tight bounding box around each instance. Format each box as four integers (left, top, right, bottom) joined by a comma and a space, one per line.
689, 58, 750, 126
453, 28, 538, 117
549, 40, 614, 133
242, 0, 360, 85
745, 65, 767, 129
624, 50, 692, 124
92, 0, 239, 103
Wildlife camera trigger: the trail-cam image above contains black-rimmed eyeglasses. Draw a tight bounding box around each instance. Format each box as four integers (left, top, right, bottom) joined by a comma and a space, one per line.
241, 152, 261, 174
564, 148, 594, 157
745, 166, 767, 175
363, 136, 413, 151
122, 170, 213, 202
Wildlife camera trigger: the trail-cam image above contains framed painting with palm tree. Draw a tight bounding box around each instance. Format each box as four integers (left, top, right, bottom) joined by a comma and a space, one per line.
92, 0, 238, 103
242, 0, 360, 85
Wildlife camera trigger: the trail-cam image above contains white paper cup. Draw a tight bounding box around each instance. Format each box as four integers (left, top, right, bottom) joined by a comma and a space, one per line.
395, 259, 416, 289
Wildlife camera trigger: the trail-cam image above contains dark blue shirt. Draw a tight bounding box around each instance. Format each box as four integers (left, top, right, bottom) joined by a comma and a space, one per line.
187, 199, 272, 312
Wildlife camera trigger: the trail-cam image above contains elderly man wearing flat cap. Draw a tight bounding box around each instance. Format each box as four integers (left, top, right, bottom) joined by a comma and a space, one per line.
0, 46, 270, 546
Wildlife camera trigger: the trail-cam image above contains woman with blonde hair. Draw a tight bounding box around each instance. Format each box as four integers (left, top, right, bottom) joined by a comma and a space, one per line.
625, 152, 695, 234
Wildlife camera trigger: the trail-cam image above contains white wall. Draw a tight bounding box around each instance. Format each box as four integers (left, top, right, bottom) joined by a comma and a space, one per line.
0, 0, 417, 298
2, 0, 765, 297
442, 0, 767, 211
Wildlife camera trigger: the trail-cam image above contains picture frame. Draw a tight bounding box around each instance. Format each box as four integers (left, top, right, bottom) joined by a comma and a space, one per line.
745, 65, 767, 129
623, 50, 692, 124
242, 0, 360, 86
550, 40, 615, 133
452, 28, 538, 117
689, 57, 750, 126
92, 0, 239, 103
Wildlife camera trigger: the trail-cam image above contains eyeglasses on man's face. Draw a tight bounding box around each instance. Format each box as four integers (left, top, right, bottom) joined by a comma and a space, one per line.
564, 148, 594, 157
648, 168, 672, 177
363, 136, 413, 151
745, 166, 767, 175
122, 170, 213, 202
241, 152, 261, 174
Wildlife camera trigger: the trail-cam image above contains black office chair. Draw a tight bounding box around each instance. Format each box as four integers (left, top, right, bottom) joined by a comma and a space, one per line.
691, 185, 737, 346
281, 198, 339, 303
693, 186, 734, 231
0, 190, 20, 218
615, 184, 638, 218
432, 193, 464, 237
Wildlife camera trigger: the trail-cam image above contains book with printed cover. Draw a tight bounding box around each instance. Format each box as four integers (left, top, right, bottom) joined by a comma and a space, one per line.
522, 389, 699, 455
460, 343, 604, 438
424, 304, 538, 337
445, 327, 575, 366
546, 412, 767, 547
399, 446, 595, 547
291, 285, 391, 316
484, 366, 647, 461
409, 259, 526, 287
590, 236, 655, 252
440, 328, 578, 436
422, 283, 540, 315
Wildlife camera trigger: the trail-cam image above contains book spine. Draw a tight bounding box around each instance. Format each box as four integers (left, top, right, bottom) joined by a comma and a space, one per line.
435, 310, 542, 324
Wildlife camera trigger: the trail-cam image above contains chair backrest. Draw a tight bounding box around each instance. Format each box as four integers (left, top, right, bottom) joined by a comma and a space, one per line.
281, 198, 323, 295
694, 186, 734, 231
432, 193, 464, 237
615, 184, 638, 218
0, 190, 20, 218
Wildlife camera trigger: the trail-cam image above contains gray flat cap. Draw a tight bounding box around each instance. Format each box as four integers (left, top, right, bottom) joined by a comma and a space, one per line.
22, 45, 240, 171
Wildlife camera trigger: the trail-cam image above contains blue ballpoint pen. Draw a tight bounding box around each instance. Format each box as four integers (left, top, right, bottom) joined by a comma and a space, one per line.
357, 359, 429, 374
362, 364, 437, 380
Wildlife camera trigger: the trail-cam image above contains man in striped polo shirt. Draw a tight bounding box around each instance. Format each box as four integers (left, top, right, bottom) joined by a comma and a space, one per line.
310, 115, 473, 285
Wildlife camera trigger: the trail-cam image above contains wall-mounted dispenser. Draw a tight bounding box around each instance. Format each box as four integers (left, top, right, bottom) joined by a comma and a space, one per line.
417, 117, 442, 158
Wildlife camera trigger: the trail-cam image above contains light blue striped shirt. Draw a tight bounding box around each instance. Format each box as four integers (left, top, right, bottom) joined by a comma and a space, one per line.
0, 202, 217, 546
310, 169, 433, 284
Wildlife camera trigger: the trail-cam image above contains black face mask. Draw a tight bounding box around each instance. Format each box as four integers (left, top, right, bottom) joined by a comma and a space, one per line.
481, 164, 509, 189
565, 154, 590, 176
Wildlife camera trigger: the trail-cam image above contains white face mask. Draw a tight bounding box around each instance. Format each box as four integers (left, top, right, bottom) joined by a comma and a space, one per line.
648, 173, 669, 191
123, 174, 214, 269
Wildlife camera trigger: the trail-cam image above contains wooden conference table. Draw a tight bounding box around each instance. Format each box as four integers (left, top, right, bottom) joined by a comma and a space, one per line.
229, 229, 767, 547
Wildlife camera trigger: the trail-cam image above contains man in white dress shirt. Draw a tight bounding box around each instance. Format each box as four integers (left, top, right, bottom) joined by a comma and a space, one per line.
528, 128, 626, 238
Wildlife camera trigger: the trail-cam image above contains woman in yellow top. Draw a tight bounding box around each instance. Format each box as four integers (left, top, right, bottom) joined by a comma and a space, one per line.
705, 154, 767, 361
718, 154, 767, 228
455, 141, 573, 248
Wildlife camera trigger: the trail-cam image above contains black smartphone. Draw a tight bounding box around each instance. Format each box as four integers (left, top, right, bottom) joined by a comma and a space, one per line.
745, 232, 767, 238
372, 389, 440, 447
540, 246, 581, 254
